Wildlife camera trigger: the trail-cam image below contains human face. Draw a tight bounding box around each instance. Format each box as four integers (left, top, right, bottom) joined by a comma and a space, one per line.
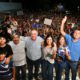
31, 30, 38, 41
0, 37, 6, 46
59, 36, 65, 46
0, 54, 6, 61
73, 30, 80, 40
46, 37, 53, 46
13, 35, 20, 44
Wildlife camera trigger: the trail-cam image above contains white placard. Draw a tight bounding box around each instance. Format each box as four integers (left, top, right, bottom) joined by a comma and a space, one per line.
44, 18, 52, 26
35, 19, 39, 23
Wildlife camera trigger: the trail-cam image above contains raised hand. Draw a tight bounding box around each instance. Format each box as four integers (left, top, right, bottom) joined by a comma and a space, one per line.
62, 16, 67, 24
60, 16, 67, 36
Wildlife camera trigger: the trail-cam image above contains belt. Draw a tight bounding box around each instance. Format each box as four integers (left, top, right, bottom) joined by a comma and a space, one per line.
69, 61, 78, 63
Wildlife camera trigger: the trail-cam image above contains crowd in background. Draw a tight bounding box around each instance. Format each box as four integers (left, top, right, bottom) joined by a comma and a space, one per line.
0, 12, 80, 80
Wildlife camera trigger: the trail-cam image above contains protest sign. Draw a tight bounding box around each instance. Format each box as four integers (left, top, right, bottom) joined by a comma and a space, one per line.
44, 18, 52, 26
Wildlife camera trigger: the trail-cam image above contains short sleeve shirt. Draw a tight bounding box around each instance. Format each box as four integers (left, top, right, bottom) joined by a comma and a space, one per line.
65, 34, 80, 61
0, 44, 13, 58
25, 36, 43, 61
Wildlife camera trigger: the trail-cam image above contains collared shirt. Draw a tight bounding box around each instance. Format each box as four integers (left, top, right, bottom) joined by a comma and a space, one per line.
25, 36, 43, 61
65, 34, 80, 61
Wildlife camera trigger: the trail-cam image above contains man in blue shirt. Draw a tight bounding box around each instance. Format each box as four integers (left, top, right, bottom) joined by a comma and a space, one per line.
60, 16, 80, 80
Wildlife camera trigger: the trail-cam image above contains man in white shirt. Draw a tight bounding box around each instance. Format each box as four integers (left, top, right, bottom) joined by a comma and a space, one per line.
25, 29, 43, 80
9, 33, 26, 80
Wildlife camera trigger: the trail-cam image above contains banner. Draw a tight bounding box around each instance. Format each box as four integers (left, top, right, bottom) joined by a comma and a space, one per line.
44, 18, 52, 26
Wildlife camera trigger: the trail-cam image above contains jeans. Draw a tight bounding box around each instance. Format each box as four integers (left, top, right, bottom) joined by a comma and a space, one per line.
27, 57, 41, 80
15, 64, 26, 80
65, 61, 78, 80
42, 59, 54, 80
55, 61, 66, 80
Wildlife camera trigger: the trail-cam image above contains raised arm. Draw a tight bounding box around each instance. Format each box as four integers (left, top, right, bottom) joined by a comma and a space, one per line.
60, 16, 67, 36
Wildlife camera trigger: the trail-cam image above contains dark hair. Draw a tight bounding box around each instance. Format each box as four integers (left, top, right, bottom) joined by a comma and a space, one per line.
31, 28, 37, 31
73, 28, 80, 32
57, 34, 66, 48
0, 35, 7, 40
44, 34, 54, 48
12, 32, 20, 39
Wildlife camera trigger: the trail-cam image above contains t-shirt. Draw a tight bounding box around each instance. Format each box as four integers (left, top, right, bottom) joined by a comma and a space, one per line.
42, 43, 57, 64
57, 46, 70, 61
65, 34, 80, 61
0, 44, 13, 58
0, 58, 12, 77
0, 44, 13, 78
25, 36, 43, 61
9, 40, 26, 66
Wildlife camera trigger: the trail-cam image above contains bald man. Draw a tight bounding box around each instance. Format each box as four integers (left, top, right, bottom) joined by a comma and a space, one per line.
25, 29, 43, 80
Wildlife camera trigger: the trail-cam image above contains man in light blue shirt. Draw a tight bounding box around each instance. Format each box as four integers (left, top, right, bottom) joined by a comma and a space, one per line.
25, 29, 43, 80
60, 16, 80, 80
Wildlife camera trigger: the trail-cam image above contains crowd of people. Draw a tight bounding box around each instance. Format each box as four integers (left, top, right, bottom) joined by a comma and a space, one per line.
0, 12, 80, 80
